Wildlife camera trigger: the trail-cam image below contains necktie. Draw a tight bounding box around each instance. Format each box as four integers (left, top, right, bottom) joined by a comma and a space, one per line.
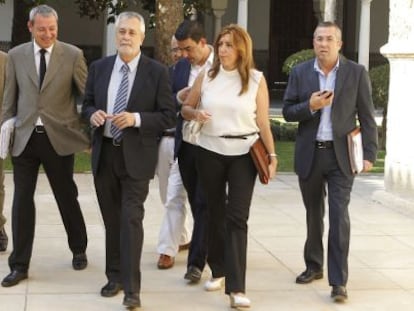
111, 63, 130, 142
39, 49, 46, 89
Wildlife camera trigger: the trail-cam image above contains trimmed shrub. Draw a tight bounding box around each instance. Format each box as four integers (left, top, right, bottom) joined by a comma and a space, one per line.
282, 49, 315, 75
369, 63, 389, 109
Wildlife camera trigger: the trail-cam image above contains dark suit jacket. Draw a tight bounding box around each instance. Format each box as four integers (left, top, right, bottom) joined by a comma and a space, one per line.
171, 58, 191, 158
283, 56, 378, 179
82, 54, 176, 180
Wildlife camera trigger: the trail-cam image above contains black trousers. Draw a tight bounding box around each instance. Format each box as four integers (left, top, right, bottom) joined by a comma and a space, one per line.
177, 142, 209, 271
9, 129, 87, 272
196, 147, 256, 295
94, 140, 149, 295
299, 148, 354, 286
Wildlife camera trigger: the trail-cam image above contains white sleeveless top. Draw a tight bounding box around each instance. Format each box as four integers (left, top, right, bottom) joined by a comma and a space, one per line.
198, 66, 262, 156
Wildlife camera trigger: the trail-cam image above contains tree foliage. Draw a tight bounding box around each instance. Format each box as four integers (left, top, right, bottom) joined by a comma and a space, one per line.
141, 0, 209, 28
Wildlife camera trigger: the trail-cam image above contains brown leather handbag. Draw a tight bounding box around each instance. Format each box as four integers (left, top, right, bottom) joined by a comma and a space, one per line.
250, 137, 270, 184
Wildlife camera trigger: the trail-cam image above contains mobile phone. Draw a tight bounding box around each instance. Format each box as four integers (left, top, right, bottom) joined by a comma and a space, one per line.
321, 90, 333, 98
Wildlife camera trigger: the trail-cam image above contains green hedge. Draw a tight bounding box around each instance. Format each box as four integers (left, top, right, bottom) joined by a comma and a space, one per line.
369, 63, 389, 109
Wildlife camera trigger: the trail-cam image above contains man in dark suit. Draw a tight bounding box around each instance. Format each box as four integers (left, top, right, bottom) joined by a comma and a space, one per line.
283, 21, 378, 302
1, 5, 89, 287
82, 11, 175, 309
172, 20, 214, 283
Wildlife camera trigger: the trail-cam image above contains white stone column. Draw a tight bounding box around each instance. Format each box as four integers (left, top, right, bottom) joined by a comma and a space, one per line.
324, 0, 337, 22
237, 0, 248, 29
103, 22, 116, 56
379, 0, 414, 202
211, 0, 228, 39
358, 0, 373, 69
103, 1, 117, 56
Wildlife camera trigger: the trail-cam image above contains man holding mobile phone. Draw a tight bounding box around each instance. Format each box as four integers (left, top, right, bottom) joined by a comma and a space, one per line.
283, 21, 378, 303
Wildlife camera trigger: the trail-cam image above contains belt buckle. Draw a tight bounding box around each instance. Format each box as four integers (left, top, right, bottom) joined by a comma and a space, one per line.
35, 126, 45, 134
316, 141, 326, 149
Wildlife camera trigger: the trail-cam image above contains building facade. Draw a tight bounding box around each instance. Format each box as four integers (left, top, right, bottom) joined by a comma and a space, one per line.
0, 0, 389, 86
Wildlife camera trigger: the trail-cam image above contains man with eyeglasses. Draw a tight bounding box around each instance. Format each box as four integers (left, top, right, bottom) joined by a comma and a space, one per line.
283, 21, 378, 303
82, 11, 175, 309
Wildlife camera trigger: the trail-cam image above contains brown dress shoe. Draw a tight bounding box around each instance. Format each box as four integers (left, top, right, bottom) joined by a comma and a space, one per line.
178, 242, 191, 252
157, 254, 174, 269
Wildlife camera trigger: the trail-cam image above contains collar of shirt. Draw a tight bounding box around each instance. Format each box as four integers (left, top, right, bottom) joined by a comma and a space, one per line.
114, 53, 141, 73
190, 45, 214, 72
313, 57, 340, 76
33, 41, 53, 56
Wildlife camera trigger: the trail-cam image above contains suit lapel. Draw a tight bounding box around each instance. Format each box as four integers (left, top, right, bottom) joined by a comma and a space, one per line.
307, 60, 320, 93
101, 56, 116, 111
24, 43, 39, 88
127, 55, 150, 109
334, 56, 348, 99
331, 56, 349, 118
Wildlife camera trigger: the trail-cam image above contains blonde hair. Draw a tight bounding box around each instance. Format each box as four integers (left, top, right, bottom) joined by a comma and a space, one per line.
208, 24, 255, 95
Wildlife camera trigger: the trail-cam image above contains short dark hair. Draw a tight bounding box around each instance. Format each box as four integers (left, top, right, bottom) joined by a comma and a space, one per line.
174, 20, 206, 43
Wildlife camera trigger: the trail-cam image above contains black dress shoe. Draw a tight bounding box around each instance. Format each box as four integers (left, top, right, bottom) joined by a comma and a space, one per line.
295, 268, 323, 284
101, 281, 123, 297
72, 253, 88, 270
184, 265, 202, 283
123, 293, 141, 309
1, 270, 28, 287
0, 227, 8, 252
331, 285, 348, 302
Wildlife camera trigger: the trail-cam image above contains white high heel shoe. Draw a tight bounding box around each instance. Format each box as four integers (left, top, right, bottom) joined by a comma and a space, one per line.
230, 293, 251, 308
204, 277, 224, 291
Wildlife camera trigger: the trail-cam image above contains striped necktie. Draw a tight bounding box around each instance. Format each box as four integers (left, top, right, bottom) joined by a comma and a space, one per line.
111, 63, 129, 142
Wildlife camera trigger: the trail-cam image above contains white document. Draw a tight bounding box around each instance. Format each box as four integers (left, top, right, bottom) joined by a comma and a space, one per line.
347, 127, 363, 174
0, 117, 16, 159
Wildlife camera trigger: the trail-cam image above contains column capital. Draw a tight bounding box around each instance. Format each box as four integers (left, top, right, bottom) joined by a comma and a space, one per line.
211, 0, 228, 10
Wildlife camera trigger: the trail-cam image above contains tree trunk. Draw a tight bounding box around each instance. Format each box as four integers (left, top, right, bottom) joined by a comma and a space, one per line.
155, 0, 183, 65
11, 0, 33, 47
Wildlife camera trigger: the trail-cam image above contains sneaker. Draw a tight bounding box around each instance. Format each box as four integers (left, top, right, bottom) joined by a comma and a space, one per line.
204, 277, 224, 291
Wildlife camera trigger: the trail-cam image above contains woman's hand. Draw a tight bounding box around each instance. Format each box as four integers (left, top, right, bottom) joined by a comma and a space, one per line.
268, 157, 278, 180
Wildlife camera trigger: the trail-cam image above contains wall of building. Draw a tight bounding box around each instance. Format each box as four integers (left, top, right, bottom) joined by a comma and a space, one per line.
0, 0, 13, 51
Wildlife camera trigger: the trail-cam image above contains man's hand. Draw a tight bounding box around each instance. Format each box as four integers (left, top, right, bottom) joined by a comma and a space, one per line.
90, 110, 108, 127
177, 86, 191, 105
110, 112, 136, 130
309, 90, 334, 112
363, 160, 373, 172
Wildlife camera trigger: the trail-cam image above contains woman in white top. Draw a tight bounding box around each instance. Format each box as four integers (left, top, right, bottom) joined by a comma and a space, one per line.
182, 24, 277, 308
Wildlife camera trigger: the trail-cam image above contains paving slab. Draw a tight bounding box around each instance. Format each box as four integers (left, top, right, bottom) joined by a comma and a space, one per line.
1, 172, 414, 310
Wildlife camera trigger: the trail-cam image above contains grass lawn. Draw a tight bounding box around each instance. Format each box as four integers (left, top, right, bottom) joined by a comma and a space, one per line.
276, 141, 385, 173
3, 142, 385, 174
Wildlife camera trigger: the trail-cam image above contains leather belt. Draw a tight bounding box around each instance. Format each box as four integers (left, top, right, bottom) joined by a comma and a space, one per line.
219, 132, 257, 140
161, 131, 175, 137
315, 141, 333, 149
103, 136, 121, 147
34, 125, 45, 134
